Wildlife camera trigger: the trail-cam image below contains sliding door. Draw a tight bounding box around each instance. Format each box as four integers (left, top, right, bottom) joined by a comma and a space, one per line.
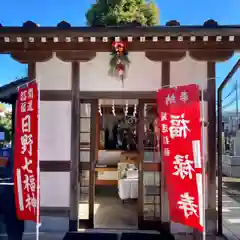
138, 99, 161, 230
78, 99, 97, 229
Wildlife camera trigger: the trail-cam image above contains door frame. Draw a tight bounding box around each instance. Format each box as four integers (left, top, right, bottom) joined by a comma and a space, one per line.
78, 96, 162, 230
78, 99, 98, 229
138, 99, 162, 231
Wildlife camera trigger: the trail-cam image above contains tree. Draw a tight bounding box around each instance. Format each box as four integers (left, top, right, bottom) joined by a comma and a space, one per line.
0, 110, 12, 143
86, 0, 159, 27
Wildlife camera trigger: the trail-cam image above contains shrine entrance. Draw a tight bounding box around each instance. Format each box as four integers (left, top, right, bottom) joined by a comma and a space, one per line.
77, 94, 162, 231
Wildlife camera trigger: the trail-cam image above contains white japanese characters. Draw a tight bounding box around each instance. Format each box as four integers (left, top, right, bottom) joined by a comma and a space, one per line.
162, 136, 170, 145
28, 88, 34, 99
169, 113, 190, 139
22, 157, 33, 174
172, 154, 195, 179
161, 124, 168, 134
25, 193, 37, 212
160, 113, 191, 139
21, 115, 31, 133
177, 192, 198, 218
164, 148, 170, 157
27, 100, 34, 112
161, 112, 167, 121
23, 174, 36, 192
21, 134, 33, 156
20, 90, 27, 102
19, 87, 37, 212
159, 86, 202, 227
165, 90, 189, 106
180, 91, 189, 103
165, 93, 176, 105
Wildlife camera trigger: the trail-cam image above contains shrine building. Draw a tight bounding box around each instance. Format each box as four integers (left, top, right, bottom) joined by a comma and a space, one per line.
0, 19, 240, 238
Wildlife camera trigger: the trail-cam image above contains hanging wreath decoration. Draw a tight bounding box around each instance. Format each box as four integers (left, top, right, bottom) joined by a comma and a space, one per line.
108, 40, 130, 84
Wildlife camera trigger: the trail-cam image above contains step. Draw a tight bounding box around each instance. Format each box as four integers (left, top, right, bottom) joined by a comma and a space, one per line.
63, 231, 119, 240
63, 229, 175, 240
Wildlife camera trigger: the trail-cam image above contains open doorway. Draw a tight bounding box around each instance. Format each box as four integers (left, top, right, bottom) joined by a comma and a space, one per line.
78, 99, 161, 230
94, 99, 139, 229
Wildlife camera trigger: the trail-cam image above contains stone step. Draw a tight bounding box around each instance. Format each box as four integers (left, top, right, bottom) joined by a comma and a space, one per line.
63, 230, 174, 240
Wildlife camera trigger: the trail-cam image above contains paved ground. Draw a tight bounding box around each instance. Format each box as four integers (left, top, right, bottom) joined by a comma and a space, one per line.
0, 232, 227, 240
1, 178, 240, 239
220, 177, 240, 240
0, 232, 65, 240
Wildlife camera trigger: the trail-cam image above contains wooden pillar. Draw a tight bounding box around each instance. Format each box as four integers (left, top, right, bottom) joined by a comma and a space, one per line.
206, 61, 217, 234
69, 61, 80, 231
161, 61, 170, 233
28, 62, 36, 81
11, 102, 16, 141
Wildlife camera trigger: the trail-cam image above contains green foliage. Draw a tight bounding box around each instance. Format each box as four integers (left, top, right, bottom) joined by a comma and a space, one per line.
108, 53, 130, 78
0, 110, 12, 143
86, 0, 159, 26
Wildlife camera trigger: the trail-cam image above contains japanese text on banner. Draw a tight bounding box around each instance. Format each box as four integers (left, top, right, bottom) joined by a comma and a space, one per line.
14, 82, 39, 222
157, 84, 203, 232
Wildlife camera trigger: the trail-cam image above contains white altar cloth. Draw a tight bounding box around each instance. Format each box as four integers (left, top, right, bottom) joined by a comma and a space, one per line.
118, 178, 138, 200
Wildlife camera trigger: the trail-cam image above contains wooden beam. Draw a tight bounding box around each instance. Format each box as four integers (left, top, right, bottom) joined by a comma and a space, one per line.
189, 50, 234, 61
95, 180, 118, 185
95, 167, 117, 172
56, 51, 96, 62
1, 39, 240, 54
143, 163, 161, 171
11, 51, 52, 63
145, 51, 186, 62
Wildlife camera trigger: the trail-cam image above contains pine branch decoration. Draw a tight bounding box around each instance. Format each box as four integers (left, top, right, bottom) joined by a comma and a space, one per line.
109, 41, 130, 82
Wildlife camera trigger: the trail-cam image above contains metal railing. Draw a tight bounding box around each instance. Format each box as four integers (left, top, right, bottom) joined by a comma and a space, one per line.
217, 59, 240, 235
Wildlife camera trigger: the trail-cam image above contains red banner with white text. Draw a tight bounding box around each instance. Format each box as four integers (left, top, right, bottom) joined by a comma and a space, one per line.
157, 84, 203, 232
14, 82, 39, 222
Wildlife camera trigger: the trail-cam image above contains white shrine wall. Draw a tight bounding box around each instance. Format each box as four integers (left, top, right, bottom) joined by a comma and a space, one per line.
33, 51, 210, 233
39, 101, 71, 207
36, 54, 72, 90
170, 53, 208, 88
79, 52, 162, 91
36, 55, 72, 208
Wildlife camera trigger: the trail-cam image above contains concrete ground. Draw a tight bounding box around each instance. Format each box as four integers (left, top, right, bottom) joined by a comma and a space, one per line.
2, 180, 240, 240
0, 232, 227, 240
220, 177, 240, 240
0, 232, 65, 240
94, 186, 138, 229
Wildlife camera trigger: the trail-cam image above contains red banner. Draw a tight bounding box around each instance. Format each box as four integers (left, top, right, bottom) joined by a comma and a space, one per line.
14, 82, 39, 222
157, 84, 203, 232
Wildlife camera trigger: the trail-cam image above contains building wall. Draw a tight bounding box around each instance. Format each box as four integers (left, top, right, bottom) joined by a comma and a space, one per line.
79, 52, 162, 91
39, 101, 71, 207
170, 53, 208, 88
37, 55, 71, 90
36, 56, 72, 208
34, 52, 209, 233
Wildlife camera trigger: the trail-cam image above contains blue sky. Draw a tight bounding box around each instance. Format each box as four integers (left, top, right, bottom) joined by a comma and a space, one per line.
0, 0, 239, 92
